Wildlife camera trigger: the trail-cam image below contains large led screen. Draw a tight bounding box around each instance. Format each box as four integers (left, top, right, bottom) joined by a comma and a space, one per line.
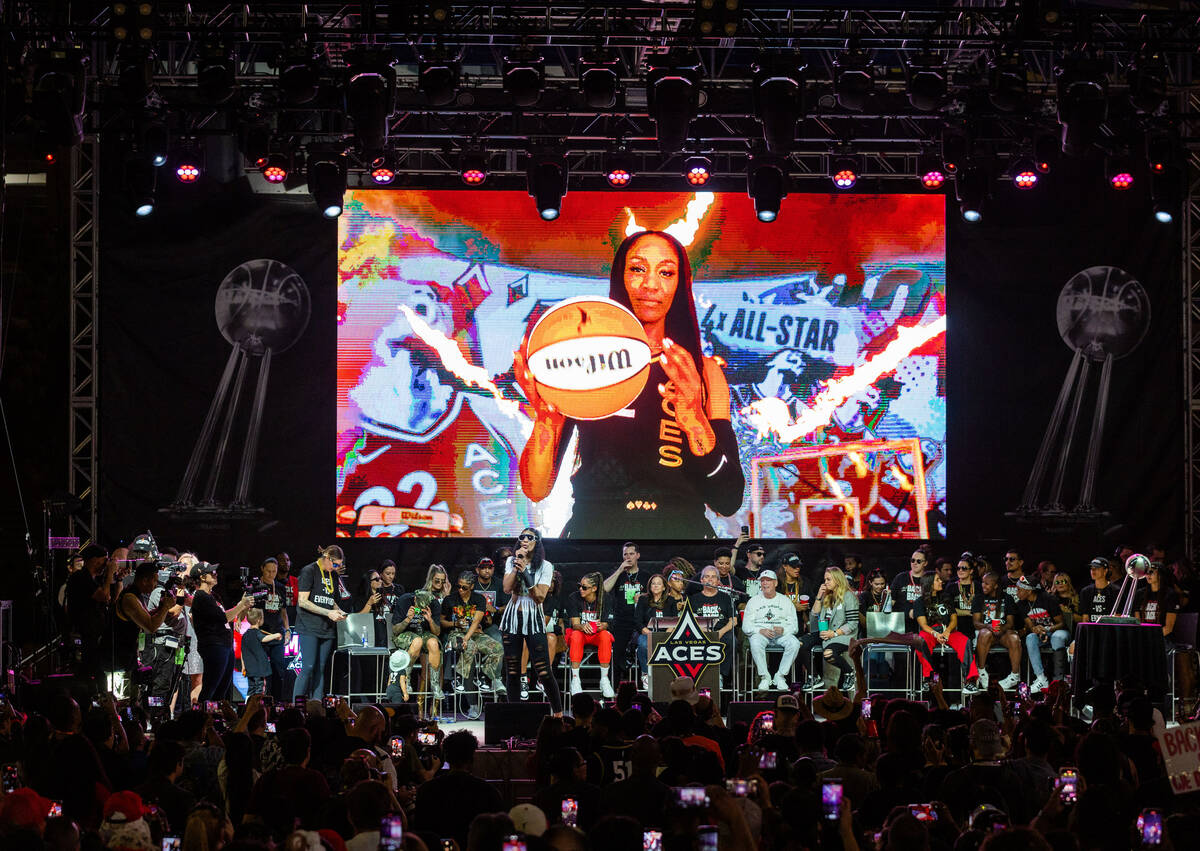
337, 191, 945, 539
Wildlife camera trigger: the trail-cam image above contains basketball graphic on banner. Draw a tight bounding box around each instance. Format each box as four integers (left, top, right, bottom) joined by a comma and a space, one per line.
526, 296, 652, 420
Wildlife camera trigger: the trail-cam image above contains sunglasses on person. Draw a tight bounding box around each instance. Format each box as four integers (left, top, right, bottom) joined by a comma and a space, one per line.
458, 583, 474, 592
370, 575, 381, 582
518, 532, 536, 541
579, 583, 594, 590
910, 557, 925, 563
1004, 556, 1019, 562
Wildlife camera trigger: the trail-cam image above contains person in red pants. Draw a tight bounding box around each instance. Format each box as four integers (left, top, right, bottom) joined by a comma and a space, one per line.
913, 572, 980, 693
566, 572, 616, 697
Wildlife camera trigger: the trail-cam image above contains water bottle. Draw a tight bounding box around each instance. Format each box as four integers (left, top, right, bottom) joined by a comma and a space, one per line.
361, 631, 368, 647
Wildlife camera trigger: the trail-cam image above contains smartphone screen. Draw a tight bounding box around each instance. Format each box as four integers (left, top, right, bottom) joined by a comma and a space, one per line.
675, 786, 709, 808
2, 763, 19, 794
501, 837, 527, 851
1138, 809, 1162, 845
726, 778, 750, 797
643, 830, 663, 851
294, 696, 306, 707
698, 688, 711, 698
822, 781, 842, 820
162, 838, 182, 851
379, 813, 404, 851
561, 797, 578, 827
697, 825, 718, 851
1017, 682, 1030, 700
204, 701, 218, 713
759, 751, 777, 770
861, 697, 872, 719
1058, 768, 1078, 805
324, 695, 338, 709
761, 711, 774, 731
266, 721, 277, 733
417, 731, 437, 746
389, 735, 404, 759
47, 801, 63, 818
148, 696, 163, 707
910, 804, 937, 822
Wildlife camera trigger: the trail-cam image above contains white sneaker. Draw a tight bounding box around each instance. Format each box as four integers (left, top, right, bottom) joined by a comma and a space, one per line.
962, 680, 981, 695
977, 669, 989, 689
570, 672, 583, 695
640, 673, 649, 692
772, 674, 789, 691
757, 675, 772, 692
1031, 674, 1050, 692
599, 671, 615, 698
998, 672, 1020, 690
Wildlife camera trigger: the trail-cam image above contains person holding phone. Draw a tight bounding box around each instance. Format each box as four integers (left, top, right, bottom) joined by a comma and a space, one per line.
191, 563, 253, 702
500, 528, 563, 716
566, 572, 616, 697
293, 545, 348, 701
972, 572, 1022, 691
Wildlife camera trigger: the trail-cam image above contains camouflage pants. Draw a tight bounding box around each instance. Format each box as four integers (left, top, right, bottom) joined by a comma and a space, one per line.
453, 631, 503, 682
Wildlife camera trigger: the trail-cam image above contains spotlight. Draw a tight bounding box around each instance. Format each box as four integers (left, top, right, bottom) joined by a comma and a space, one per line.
940, 126, 967, 175
418, 49, 460, 107
277, 46, 322, 106
44, 151, 57, 166
753, 58, 804, 154
830, 154, 859, 190
1151, 163, 1179, 223
955, 164, 988, 223
748, 156, 787, 223
988, 51, 1028, 113
196, 42, 237, 104
604, 149, 634, 188
242, 123, 270, 169
683, 155, 712, 186
504, 49, 545, 108
917, 152, 945, 190
1147, 133, 1172, 175
127, 156, 156, 216
261, 153, 289, 183
834, 48, 874, 112
1034, 133, 1057, 173
1105, 154, 1135, 190
459, 149, 489, 186
175, 160, 201, 183
308, 155, 347, 218
346, 51, 396, 154
580, 50, 620, 110
1056, 54, 1108, 156
1010, 157, 1038, 190
370, 162, 395, 185
1128, 50, 1168, 116
33, 47, 87, 149
694, 0, 742, 37
110, 2, 156, 43
142, 119, 169, 167
646, 53, 703, 153
905, 51, 947, 113
527, 154, 567, 220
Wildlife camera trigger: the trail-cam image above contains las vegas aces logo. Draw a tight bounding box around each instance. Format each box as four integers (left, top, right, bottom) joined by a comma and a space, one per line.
648, 601, 726, 681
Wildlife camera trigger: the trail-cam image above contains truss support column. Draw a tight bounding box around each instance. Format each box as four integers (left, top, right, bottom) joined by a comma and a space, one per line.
69, 136, 99, 545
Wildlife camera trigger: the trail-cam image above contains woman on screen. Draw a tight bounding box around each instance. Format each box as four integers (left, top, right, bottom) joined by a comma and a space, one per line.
515, 230, 744, 537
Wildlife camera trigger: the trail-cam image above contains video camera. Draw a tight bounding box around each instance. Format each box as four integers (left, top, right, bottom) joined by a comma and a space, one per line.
239, 566, 272, 605
131, 532, 186, 598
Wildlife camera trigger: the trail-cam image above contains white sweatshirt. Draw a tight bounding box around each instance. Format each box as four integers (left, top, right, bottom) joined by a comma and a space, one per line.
742, 592, 800, 637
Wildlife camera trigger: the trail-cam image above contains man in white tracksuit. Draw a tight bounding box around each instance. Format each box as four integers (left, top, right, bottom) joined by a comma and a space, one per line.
742, 570, 801, 692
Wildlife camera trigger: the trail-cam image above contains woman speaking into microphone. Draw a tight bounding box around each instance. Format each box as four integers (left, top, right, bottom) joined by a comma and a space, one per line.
514, 230, 744, 538
293, 545, 348, 700
501, 528, 562, 716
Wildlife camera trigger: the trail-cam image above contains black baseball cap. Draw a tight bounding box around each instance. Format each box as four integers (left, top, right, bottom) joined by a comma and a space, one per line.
79, 543, 108, 560
194, 561, 220, 576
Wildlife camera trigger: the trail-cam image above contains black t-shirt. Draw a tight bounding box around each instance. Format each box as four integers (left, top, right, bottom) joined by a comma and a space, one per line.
395, 592, 442, 634
634, 595, 680, 630
889, 571, 924, 624
912, 596, 954, 631
543, 593, 568, 634
191, 589, 233, 648
999, 574, 1025, 606
259, 578, 288, 633
610, 569, 652, 624
568, 591, 616, 629
294, 562, 339, 638
378, 582, 404, 617
473, 575, 510, 622
242, 628, 272, 677
717, 569, 745, 594
1017, 592, 1062, 633
66, 569, 105, 634
1079, 583, 1119, 622
972, 593, 1014, 630
1137, 588, 1181, 629
444, 591, 488, 630
687, 591, 735, 627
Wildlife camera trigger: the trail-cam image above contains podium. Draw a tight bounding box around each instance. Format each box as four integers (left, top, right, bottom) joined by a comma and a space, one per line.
647, 629, 722, 702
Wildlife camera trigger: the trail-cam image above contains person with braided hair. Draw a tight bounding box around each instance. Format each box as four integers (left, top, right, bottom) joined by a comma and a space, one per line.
500, 528, 563, 715
566, 571, 616, 697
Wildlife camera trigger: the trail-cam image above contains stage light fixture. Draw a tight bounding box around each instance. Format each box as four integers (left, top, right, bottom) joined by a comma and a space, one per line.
604, 149, 634, 188
748, 157, 787, 223
988, 51, 1028, 112
834, 48, 874, 112
646, 53, 703, 153
580, 50, 620, 110
196, 42, 237, 104
955, 164, 988, 223
504, 49, 545, 108
1105, 154, 1135, 190
277, 46, 322, 105
683, 155, 712, 186
917, 152, 945, 190
308, 155, 347, 218
1151, 163, 1179, 223
904, 51, 947, 113
1056, 54, 1108, 156
1010, 157, 1039, 190
127, 156, 157, 216
418, 49, 460, 107
1147, 133, 1172, 175
527, 154, 567, 221
369, 158, 395, 185
694, 0, 742, 37
346, 51, 396, 155
242, 123, 270, 170
33, 47, 87, 149
1034, 132, 1057, 173
142, 120, 169, 167
830, 154, 859, 190
111, 2, 156, 43
175, 160, 201, 183
261, 153, 289, 183
1128, 50, 1168, 116
459, 149, 489, 186
940, 126, 967, 174
753, 58, 804, 154
44, 152, 57, 166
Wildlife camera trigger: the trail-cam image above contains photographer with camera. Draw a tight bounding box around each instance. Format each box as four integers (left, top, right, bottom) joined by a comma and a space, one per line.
140, 558, 191, 717
114, 561, 176, 704
192, 562, 253, 701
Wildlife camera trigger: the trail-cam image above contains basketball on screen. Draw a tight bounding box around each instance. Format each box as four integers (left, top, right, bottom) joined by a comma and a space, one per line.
526, 296, 652, 420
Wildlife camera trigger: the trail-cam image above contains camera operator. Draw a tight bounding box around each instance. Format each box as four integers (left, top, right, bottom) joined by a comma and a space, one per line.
141, 559, 190, 718
191, 562, 253, 701
255, 557, 292, 700
114, 561, 175, 703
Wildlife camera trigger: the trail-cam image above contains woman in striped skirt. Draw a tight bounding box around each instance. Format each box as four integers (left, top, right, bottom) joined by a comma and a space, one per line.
501, 527, 563, 716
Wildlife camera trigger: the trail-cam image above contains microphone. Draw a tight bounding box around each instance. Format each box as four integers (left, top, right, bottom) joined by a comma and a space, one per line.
682, 577, 749, 599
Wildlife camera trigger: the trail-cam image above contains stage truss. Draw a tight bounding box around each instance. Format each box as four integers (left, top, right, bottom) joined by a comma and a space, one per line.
68, 138, 100, 546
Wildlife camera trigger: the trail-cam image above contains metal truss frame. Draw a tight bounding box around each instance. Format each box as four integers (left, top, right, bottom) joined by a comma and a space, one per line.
1186, 84, 1200, 564
68, 137, 99, 546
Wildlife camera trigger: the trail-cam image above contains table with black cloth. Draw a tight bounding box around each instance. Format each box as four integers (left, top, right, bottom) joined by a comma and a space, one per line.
1072, 621, 1168, 707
